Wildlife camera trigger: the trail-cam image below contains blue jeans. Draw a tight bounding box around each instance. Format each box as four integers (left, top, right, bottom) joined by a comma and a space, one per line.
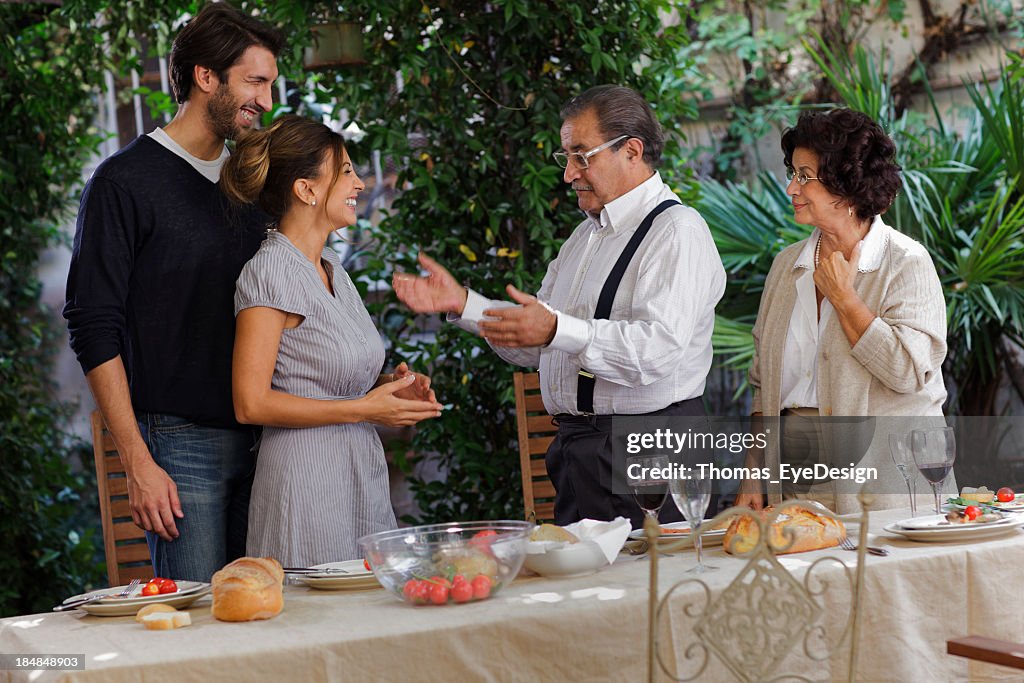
136, 413, 258, 582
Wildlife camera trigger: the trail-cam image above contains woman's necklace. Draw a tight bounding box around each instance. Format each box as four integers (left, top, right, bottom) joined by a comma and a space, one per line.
814, 233, 822, 268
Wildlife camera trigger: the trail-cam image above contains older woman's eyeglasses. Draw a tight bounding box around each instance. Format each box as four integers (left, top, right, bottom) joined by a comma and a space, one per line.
786, 168, 821, 186
553, 135, 631, 169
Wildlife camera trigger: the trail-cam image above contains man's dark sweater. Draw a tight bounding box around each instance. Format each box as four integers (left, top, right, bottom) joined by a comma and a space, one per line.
64, 135, 267, 428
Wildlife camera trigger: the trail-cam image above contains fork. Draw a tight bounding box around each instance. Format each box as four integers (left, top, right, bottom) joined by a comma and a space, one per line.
54, 578, 142, 612
838, 536, 889, 557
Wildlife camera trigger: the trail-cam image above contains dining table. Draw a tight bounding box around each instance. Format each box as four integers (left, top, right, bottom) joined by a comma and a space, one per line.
3, 507, 1024, 682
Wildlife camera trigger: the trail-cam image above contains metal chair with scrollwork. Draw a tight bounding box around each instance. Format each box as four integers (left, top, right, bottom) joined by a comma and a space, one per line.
645, 498, 870, 682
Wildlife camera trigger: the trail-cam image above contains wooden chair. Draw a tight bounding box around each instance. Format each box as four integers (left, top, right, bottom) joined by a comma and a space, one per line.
91, 410, 153, 586
513, 371, 558, 523
948, 636, 1024, 671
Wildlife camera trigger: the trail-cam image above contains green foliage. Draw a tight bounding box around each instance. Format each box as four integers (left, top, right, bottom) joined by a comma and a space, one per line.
0, 5, 107, 616
297, 0, 698, 522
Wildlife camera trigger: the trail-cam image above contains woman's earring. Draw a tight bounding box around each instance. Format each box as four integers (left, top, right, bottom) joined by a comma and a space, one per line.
311, 199, 317, 207
848, 205, 853, 217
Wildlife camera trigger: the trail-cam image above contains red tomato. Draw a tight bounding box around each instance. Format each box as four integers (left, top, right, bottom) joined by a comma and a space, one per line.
403, 579, 429, 605
158, 579, 178, 594
451, 580, 473, 603
964, 505, 981, 520
471, 575, 492, 600
429, 582, 450, 605
141, 582, 161, 596
363, 558, 371, 572
998, 487, 1015, 503
428, 575, 452, 589
470, 529, 498, 553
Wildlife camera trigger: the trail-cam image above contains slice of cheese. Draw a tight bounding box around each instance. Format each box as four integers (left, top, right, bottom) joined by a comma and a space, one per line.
961, 486, 995, 503
141, 611, 192, 630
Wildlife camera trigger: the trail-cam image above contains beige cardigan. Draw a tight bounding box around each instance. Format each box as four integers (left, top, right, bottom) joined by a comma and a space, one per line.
750, 219, 947, 417
748, 219, 950, 511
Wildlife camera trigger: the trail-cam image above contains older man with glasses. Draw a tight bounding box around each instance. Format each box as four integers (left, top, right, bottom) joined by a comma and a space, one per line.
393, 84, 726, 528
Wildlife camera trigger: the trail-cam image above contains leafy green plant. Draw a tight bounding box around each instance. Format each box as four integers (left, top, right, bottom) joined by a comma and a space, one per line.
0, 4, 107, 616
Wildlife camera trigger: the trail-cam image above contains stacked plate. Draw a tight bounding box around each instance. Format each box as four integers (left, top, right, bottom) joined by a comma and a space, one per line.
293, 560, 381, 591
628, 521, 728, 548
61, 581, 211, 616
883, 513, 1024, 542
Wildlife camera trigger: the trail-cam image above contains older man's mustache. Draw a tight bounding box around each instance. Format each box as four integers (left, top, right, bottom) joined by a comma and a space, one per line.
572, 184, 593, 192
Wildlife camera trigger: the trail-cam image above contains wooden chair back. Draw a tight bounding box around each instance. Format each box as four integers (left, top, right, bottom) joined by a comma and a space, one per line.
91, 410, 153, 586
513, 372, 558, 523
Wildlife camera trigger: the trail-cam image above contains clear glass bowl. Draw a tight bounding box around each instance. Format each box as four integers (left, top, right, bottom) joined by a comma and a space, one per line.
358, 520, 532, 606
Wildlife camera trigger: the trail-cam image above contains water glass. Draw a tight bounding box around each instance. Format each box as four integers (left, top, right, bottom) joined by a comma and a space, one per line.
911, 427, 956, 515
669, 473, 717, 573
888, 433, 917, 517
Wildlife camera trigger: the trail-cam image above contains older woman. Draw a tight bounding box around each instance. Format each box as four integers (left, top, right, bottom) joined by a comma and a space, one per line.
737, 108, 949, 511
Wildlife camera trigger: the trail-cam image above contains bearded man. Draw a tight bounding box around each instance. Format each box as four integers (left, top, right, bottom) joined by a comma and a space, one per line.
64, 3, 283, 581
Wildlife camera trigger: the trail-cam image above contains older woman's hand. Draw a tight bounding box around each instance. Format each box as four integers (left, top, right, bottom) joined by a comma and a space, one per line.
813, 240, 862, 307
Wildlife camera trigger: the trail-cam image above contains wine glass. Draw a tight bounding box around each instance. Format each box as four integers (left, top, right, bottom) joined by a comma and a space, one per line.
625, 455, 669, 524
888, 433, 917, 517
911, 427, 956, 515
669, 472, 717, 573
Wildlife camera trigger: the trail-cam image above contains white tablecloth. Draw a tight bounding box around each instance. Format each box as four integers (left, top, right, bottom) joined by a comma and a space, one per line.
2, 508, 1023, 682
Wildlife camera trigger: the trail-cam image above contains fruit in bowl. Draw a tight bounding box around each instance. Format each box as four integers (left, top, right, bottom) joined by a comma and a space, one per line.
358, 520, 531, 606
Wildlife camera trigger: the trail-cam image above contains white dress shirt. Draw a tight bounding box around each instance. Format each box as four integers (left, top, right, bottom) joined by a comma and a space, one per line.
779, 216, 890, 409
453, 172, 726, 415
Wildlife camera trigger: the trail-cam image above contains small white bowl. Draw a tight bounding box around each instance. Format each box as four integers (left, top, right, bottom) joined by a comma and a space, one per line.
523, 540, 609, 578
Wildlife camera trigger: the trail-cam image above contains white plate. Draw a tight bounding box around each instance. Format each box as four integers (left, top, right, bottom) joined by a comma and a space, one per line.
899, 514, 1018, 531
628, 521, 728, 547
296, 560, 381, 591
63, 581, 211, 617
883, 520, 1024, 542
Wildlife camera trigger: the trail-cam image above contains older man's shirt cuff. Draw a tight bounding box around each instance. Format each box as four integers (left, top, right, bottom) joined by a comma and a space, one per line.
447, 288, 488, 333
547, 311, 589, 354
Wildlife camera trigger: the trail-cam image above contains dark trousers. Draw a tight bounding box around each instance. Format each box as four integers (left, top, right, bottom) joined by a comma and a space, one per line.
546, 397, 708, 529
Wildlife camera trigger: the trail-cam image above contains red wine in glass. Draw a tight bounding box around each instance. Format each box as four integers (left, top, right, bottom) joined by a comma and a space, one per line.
918, 463, 952, 484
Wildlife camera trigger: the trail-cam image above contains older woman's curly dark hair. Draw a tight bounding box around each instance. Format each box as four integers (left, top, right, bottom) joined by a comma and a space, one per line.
781, 109, 902, 221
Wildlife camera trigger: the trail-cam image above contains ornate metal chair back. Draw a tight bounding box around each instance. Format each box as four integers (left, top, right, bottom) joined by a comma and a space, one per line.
645, 498, 869, 682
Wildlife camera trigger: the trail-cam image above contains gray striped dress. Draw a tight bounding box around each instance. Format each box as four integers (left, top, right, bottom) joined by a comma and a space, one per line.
234, 230, 397, 566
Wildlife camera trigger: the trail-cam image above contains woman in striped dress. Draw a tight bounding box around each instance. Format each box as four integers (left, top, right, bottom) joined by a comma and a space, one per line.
221, 115, 442, 566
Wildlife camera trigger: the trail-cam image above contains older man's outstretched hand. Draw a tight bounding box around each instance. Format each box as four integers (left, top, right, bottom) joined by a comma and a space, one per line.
392, 252, 468, 315
479, 285, 557, 348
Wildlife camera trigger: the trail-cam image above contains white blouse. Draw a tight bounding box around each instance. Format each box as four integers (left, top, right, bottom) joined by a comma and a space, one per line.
779, 218, 889, 409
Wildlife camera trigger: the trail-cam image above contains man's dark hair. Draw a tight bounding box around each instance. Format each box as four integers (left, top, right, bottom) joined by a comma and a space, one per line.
560, 85, 664, 168
781, 109, 902, 220
169, 3, 284, 104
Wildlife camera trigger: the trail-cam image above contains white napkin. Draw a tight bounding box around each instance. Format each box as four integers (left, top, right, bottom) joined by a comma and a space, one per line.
563, 517, 632, 564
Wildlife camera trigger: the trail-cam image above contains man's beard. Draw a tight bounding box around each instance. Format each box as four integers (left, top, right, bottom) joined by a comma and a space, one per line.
206, 82, 242, 141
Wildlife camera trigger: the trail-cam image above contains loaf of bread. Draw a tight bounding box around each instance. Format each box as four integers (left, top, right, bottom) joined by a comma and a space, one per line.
724, 503, 845, 555
211, 556, 284, 622
530, 523, 579, 544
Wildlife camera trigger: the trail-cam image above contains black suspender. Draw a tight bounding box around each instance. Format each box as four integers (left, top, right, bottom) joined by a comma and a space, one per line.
576, 199, 681, 414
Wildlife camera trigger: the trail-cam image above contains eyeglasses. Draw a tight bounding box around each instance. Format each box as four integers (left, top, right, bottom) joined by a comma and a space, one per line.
553, 135, 631, 169
786, 168, 821, 186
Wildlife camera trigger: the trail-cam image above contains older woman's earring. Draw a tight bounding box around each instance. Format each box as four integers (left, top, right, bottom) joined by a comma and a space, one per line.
848, 205, 853, 217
